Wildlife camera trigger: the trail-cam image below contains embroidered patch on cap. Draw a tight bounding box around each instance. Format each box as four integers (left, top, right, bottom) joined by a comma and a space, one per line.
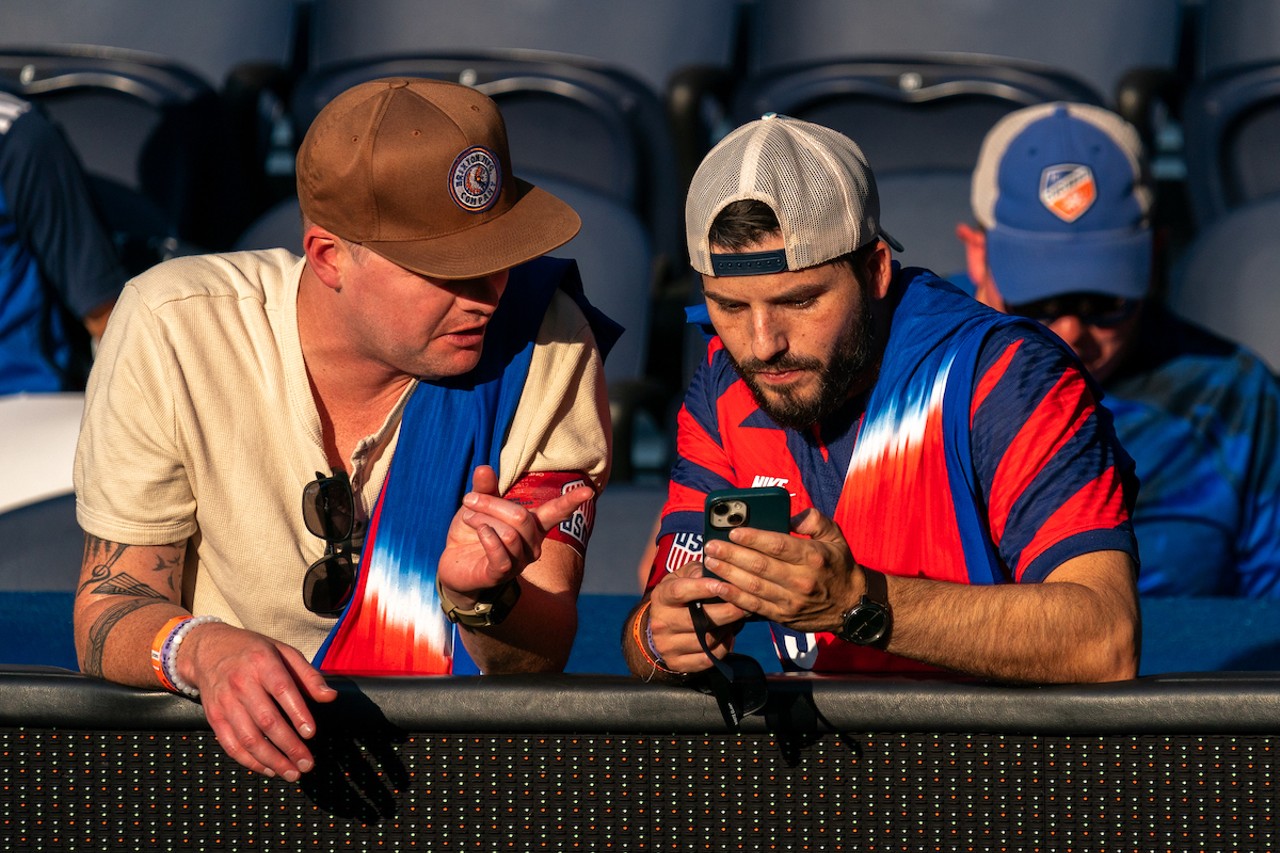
449, 146, 502, 212
1039, 164, 1096, 222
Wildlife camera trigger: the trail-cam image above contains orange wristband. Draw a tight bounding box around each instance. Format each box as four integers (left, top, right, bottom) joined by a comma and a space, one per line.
631, 600, 681, 679
149, 615, 191, 692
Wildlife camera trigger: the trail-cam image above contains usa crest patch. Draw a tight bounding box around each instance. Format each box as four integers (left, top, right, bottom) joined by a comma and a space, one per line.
449, 146, 501, 212
1039, 163, 1096, 222
665, 532, 703, 573
555, 478, 595, 549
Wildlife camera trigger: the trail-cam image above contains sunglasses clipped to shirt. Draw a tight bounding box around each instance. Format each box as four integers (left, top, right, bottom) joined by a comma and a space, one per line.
1005, 293, 1140, 329
302, 470, 359, 616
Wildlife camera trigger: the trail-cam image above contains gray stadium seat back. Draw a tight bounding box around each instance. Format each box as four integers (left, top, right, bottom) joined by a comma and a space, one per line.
733, 59, 1101, 283
876, 171, 972, 281
1166, 196, 1280, 373
307, 0, 739, 96
747, 0, 1182, 106
534, 175, 654, 388
1183, 66, 1280, 227
2, 0, 305, 244
304, 0, 742, 218
1, 0, 298, 90
0, 49, 227, 263
1184, 0, 1280, 226
233, 197, 303, 255
0, 496, 83, 593
736, 59, 1101, 172
1196, 0, 1280, 80
0, 392, 85, 593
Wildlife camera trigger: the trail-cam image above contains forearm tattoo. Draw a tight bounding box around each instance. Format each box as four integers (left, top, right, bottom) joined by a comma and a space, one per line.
83, 598, 167, 677
79, 535, 185, 677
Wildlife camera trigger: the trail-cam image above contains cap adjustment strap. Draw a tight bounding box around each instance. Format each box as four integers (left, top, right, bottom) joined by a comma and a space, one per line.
709, 248, 788, 277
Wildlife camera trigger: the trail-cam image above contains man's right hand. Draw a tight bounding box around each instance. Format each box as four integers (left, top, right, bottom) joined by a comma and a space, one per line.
640, 562, 749, 674
73, 536, 339, 780
177, 621, 338, 781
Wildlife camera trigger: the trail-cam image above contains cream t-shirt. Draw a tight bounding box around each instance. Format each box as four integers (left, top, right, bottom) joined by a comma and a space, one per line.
75, 249, 611, 658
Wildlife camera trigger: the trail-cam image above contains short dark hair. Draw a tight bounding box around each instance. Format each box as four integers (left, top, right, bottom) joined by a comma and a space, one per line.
707, 199, 877, 279
707, 199, 781, 250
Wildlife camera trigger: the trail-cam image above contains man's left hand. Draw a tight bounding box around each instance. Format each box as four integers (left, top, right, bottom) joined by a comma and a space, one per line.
700, 507, 867, 633
437, 465, 593, 606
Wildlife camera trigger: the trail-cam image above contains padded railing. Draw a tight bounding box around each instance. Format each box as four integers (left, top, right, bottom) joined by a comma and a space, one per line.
1, 668, 1277, 850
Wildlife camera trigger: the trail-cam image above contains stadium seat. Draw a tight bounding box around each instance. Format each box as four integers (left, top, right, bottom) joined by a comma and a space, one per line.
732, 58, 1101, 278
1, 0, 299, 91
1181, 0, 1280, 228
744, 0, 1182, 113
232, 196, 303, 255
0, 49, 227, 268
732, 0, 1182, 280
1182, 65, 1280, 228
1193, 0, 1280, 81
307, 0, 736, 99
1, 0, 305, 248
305, 0, 742, 197
1165, 195, 1280, 373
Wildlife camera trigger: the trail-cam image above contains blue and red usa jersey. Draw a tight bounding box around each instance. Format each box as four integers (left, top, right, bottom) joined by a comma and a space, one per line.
647, 270, 1138, 674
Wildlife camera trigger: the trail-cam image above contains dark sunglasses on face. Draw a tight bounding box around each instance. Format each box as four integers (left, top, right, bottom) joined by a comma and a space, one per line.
1005, 293, 1140, 329
301, 470, 358, 616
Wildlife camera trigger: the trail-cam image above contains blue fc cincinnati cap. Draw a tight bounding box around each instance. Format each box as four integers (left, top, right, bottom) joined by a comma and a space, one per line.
971, 102, 1153, 305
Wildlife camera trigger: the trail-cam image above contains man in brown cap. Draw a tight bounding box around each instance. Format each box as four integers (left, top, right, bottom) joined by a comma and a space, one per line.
72, 79, 614, 779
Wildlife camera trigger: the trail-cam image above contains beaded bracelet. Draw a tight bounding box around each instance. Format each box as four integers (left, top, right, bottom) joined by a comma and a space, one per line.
149, 614, 223, 699
631, 600, 682, 683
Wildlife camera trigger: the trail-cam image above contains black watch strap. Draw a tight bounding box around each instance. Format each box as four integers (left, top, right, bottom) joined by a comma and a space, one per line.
837, 568, 892, 648
863, 567, 888, 609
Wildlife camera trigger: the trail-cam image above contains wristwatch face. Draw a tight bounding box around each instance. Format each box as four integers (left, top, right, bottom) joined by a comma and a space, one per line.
840, 598, 889, 645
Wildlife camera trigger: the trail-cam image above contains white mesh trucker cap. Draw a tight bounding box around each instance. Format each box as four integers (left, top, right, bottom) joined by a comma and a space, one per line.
686, 113, 901, 277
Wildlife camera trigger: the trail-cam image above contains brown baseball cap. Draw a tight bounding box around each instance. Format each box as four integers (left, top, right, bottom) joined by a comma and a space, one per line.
297, 77, 581, 279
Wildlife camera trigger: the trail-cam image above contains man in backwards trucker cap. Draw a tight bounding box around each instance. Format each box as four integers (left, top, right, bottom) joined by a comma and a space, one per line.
74, 78, 617, 780
958, 101, 1280, 599
623, 112, 1140, 690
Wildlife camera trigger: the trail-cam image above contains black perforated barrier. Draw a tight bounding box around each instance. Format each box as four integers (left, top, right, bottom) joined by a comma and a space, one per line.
0, 668, 1277, 850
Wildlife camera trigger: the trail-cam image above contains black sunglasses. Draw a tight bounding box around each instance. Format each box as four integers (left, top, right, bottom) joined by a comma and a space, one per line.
1006, 293, 1140, 329
689, 602, 768, 727
301, 470, 358, 616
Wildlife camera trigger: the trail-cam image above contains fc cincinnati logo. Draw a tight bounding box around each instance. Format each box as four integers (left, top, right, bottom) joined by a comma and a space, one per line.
1039, 163, 1096, 223
449, 146, 502, 212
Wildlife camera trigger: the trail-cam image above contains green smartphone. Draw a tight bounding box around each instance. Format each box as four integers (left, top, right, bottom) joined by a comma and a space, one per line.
700, 486, 791, 609
703, 486, 791, 545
